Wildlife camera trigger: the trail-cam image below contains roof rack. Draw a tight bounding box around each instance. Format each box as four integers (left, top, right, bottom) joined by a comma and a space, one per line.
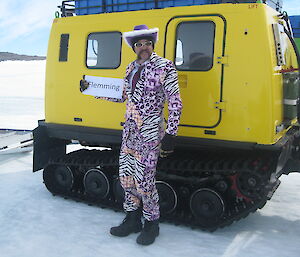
58, 0, 282, 17
58, 0, 75, 17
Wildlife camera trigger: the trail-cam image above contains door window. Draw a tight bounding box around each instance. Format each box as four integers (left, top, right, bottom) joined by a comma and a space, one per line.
175, 21, 215, 71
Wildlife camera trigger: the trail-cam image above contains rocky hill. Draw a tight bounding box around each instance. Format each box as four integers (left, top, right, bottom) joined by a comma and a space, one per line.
0, 52, 46, 62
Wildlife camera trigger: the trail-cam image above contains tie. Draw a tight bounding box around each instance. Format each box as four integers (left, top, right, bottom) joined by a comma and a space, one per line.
131, 65, 144, 93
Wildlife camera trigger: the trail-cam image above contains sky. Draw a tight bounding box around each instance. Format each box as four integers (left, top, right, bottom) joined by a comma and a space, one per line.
0, 0, 299, 56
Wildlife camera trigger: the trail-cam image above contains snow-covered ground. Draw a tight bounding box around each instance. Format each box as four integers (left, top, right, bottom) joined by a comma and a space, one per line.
0, 61, 300, 257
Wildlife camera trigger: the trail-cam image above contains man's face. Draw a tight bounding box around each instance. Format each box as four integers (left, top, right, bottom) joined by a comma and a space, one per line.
133, 39, 154, 61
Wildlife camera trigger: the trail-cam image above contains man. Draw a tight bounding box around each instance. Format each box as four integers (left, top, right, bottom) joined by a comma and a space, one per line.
81, 25, 182, 245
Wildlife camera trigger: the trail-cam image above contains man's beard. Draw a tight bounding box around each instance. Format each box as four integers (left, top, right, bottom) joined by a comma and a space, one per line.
137, 49, 151, 60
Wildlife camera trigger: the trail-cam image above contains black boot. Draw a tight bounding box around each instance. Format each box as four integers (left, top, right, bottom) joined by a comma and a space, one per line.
110, 209, 142, 237
136, 219, 159, 245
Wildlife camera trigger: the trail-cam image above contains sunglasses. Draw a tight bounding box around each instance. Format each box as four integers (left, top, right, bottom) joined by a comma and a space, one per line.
134, 41, 153, 48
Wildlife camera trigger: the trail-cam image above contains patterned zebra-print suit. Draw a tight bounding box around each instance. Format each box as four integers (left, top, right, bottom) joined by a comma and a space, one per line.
113, 52, 182, 221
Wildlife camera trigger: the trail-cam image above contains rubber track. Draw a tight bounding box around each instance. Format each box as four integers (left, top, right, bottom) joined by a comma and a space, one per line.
46, 148, 279, 231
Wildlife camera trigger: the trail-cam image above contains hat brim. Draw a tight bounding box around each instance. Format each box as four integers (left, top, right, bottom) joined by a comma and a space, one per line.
123, 28, 159, 47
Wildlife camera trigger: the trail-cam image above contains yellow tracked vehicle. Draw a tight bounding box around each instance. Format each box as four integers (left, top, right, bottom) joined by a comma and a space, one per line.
33, 0, 300, 230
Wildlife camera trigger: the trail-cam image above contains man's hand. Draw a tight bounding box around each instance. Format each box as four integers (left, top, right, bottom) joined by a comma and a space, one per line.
160, 133, 176, 158
80, 79, 89, 92
80, 79, 109, 101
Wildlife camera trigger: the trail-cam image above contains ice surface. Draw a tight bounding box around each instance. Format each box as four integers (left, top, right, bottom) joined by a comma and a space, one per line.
0, 61, 299, 257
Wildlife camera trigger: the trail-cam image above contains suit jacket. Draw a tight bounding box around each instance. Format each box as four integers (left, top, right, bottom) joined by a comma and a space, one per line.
113, 52, 182, 151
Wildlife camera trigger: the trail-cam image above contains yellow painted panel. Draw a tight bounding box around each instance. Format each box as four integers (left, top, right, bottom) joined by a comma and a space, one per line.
45, 4, 299, 146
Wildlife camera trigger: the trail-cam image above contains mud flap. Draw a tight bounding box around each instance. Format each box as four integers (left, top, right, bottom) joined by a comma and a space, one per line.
33, 124, 68, 172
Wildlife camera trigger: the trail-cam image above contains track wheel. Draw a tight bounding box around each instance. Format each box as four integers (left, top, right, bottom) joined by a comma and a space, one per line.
156, 181, 177, 215
113, 178, 125, 204
43, 164, 74, 194
190, 188, 225, 227
83, 168, 110, 199
236, 172, 263, 199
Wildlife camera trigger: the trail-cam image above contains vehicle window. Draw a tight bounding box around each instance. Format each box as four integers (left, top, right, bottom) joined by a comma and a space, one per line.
175, 21, 215, 71
86, 32, 122, 69
59, 34, 69, 62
